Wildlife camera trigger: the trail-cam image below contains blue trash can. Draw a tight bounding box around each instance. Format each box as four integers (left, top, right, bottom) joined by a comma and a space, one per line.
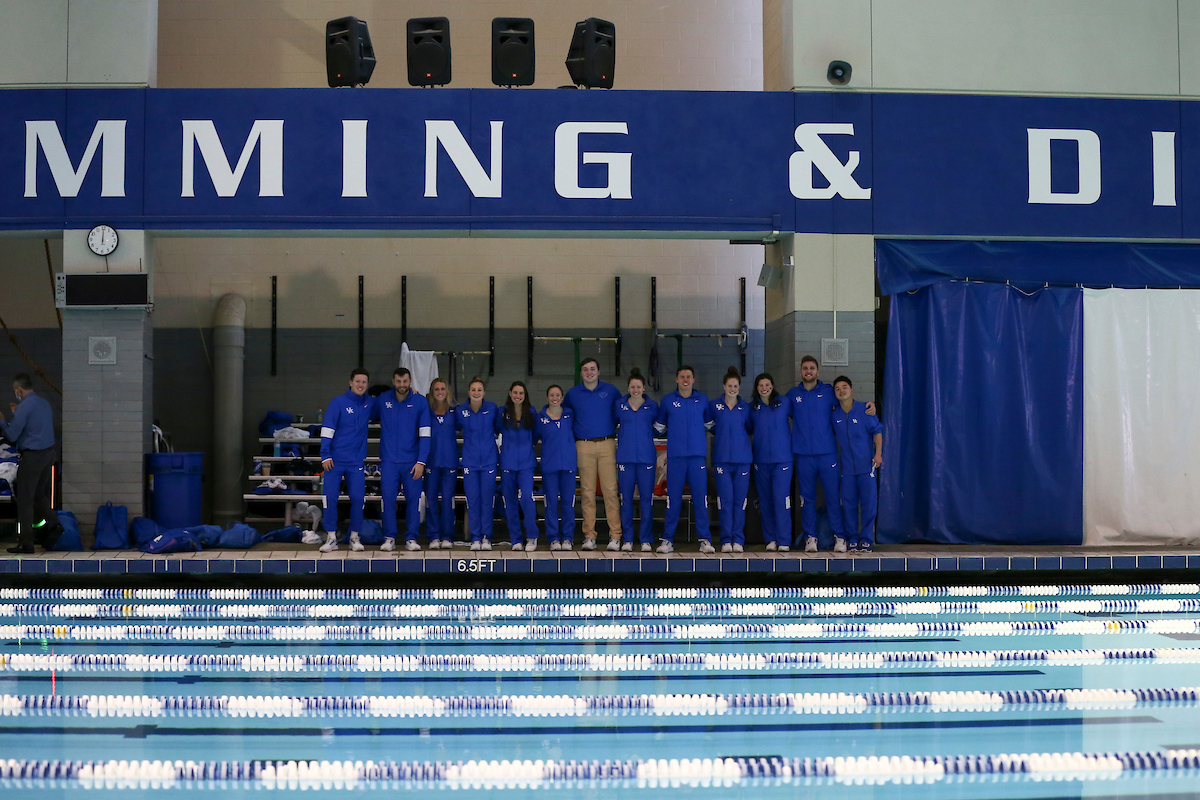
147, 452, 204, 529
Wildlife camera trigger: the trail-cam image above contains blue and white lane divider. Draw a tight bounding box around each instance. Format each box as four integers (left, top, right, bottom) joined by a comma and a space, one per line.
4, 647, 1200, 673
6, 597, 1200, 620
3, 750, 1200, 788
1, 686, 1196, 717
4, 583, 1200, 602
2, 617, 1199, 642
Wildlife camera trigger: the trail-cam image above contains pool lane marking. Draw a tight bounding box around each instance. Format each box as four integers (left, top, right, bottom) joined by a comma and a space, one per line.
0, 716, 1161, 738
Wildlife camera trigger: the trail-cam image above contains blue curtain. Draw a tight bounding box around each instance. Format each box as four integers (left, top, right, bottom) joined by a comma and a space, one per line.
877, 239, 1200, 295
878, 281, 1084, 545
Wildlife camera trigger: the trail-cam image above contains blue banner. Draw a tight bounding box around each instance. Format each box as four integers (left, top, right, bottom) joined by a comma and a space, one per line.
5, 86, 1200, 238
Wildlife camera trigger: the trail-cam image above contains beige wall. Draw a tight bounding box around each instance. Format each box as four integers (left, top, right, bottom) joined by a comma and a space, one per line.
158, 0, 762, 91
153, 236, 764, 332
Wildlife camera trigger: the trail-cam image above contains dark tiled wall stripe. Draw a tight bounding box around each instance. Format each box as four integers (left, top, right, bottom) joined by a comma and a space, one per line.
6, 554, 1200, 575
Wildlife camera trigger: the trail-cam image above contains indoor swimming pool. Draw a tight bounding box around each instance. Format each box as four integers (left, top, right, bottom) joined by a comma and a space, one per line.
2, 582, 1200, 798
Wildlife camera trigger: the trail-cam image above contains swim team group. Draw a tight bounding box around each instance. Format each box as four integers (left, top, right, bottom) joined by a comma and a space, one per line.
314, 356, 882, 556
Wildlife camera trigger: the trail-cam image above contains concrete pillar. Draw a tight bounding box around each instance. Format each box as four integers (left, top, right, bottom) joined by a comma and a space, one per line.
764, 234, 876, 399
60, 231, 154, 523
212, 294, 246, 525
49, 2, 158, 528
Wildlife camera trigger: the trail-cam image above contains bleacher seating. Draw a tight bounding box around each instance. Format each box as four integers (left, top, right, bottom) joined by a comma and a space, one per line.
243, 422, 693, 537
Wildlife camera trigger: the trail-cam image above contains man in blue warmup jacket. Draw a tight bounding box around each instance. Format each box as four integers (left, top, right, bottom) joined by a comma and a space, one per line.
372, 368, 431, 552
317, 369, 373, 553
832, 376, 883, 551
786, 356, 875, 553
0, 374, 61, 553
653, 365, 715, 553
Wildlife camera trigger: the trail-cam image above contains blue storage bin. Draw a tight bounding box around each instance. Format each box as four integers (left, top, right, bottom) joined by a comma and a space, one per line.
146, 452, 203, 529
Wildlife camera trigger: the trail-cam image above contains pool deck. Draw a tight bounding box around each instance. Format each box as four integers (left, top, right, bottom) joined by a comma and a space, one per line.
2, 542, 1200, 577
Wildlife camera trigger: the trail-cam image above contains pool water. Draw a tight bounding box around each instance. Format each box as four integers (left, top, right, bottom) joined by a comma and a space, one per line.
3, 583, 1200, 798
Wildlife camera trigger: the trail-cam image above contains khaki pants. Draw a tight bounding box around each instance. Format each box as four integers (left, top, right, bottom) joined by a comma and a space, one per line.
576, 439, 622, 540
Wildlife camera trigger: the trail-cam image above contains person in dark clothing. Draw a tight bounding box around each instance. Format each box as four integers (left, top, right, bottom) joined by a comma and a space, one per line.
0, 374, 61, 553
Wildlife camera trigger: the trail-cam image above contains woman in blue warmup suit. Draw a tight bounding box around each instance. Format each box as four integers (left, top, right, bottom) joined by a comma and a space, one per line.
615, 368, 659, 552
538, 385, 577, 550
455, 377, 499, 551
748, 373, 794, 551
498, 381, 539, 550
654, 365, 715, 554
710, 367, 752, 552
423, 378, 457, 549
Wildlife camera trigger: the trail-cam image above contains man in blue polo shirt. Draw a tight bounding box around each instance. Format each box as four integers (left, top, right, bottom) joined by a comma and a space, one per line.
787, 356, 875, 553
562, 358, 622, 550
317, 368, 373, 553
372, 368, 431, 552
0, 374, 61, 553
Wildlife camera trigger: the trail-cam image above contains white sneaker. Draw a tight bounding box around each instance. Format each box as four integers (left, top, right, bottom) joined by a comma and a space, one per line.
804, 537, 818, 553
319, 532, 338, 553
561, 542, 573, 551
301, 530, 322, 545
765, 541, 777, 552
550, 541, 562, 551
641, 543, 652, 552
427, 539, 441, 550
470, 541, 482, 551
508, 542, 522, 551
606, 538, 621, 552
380, 538, 396, 552
481, 540, 492, 551
347, 532, 364, 551
621, 541, 633, 552
732, 543, 744, 553
525, 540, 538, 552
405, 540, 421, 552
721, 543, 733, 553
698, 540, 715, 554
833, 537, 847, 553
779, 545, 790, 552
655, 541, 674, 554
581, 539, 597, 551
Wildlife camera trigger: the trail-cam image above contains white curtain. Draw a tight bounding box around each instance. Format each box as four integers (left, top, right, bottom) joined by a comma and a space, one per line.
1084, 289, 1200, 545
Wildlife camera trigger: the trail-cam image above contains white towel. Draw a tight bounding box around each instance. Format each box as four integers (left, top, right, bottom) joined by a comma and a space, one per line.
400, 342, 439, 396
0, 462, 16, 486
273, 426, 311, 440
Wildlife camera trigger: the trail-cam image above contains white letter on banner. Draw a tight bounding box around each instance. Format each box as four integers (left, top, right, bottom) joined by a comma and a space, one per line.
1152, 131, 1176, 207
553, 122, 633, 199
24, 120, 126, 198
1027, 128, 1101, 205
342, 120, 368, 198
424, 121, 503, 198
789, 123, 870, 200
181, 120, 284, 197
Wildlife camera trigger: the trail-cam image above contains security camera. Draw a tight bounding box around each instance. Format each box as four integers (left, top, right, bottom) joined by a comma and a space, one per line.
827, 60, 852, 86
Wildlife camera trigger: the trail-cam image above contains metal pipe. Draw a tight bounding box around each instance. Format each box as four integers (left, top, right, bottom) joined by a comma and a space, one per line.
212, 293, 246, 526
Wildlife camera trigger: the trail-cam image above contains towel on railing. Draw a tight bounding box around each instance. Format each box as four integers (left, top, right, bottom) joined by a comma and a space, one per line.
400, 342, 439, 396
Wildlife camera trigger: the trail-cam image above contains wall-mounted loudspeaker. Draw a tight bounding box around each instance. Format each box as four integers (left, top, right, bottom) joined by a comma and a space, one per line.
326, 17, 376, 87
492, 18, 535, 86
408, 17, 452, 86
565, 18, 615, 88
827, 60, 852, 86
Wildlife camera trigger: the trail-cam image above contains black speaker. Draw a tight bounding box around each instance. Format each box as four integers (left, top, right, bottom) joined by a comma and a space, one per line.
492, 18, 535, 86
565, 17, 615, 89
827, 60, 852, 86
408, 17, 451, 86
326, 17, 376, 87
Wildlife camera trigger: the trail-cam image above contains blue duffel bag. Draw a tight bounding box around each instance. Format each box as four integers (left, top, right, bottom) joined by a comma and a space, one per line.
140, 530, 202, 554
